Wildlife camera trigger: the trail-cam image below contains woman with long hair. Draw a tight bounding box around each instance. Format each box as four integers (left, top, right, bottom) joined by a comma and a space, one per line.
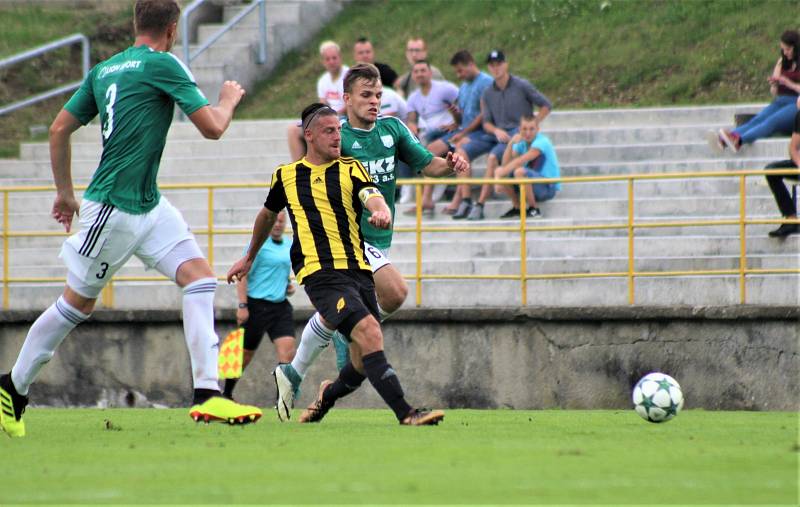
709, 30, 800, 153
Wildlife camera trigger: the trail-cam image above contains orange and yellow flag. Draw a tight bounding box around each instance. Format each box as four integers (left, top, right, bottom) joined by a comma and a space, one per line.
218, 328, 244, 379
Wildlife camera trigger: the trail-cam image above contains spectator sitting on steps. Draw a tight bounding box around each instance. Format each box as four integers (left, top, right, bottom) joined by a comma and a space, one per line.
287, 40, 349, 161
708, 30, 800, 154
453, 49, 552, 221
764, 100, 800, 238
395, 37, 444, 98
494, 114, 561, 219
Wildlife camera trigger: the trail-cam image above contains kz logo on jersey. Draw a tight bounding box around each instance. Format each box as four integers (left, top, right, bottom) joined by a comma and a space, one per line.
365, 157, 396, 183
351, 140, 362, 150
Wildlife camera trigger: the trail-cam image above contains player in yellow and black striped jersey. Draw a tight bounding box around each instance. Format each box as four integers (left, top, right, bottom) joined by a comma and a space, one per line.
228, 103, 444, 426
264, 155, 375, 283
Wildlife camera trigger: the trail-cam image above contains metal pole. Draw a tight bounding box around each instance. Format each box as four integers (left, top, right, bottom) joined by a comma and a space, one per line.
627, 178, 635, 305
81, 34, 90, 77
415, 184, 422, 307
739, 175, 747, 304
208, 187, 215, 268
258, 0, 267, 64
519, 183, 527, 306
3, 191, 8, 310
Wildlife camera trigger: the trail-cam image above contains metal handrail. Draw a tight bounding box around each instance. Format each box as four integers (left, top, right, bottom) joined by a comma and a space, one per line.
0, 34, 90, 117
1, 170, 799, 309
181, 0, 266, 69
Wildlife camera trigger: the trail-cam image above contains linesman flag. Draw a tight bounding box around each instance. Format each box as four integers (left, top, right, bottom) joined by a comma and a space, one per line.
218, 328, 244, 379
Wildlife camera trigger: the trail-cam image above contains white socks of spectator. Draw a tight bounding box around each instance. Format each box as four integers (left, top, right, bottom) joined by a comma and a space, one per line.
11, 295, 89, 395
290, 312, 333, 378
182, 277, 220, 391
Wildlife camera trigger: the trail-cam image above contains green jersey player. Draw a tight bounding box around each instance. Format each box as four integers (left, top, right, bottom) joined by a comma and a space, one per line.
273, 63, 468, 422
0, 0, 262, 438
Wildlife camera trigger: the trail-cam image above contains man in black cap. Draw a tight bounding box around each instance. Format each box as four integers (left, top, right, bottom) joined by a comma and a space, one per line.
452, 49, 552, 220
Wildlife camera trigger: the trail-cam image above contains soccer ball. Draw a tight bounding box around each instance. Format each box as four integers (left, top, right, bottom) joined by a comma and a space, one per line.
632, 372, 684, 423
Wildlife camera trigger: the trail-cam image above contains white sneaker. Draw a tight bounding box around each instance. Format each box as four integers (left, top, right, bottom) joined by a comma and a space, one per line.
431, 184, 447, 202
399, 185, 414, 204
705, 129, 724, 154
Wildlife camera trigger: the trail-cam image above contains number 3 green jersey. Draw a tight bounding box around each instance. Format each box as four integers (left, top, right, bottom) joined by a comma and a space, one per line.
64, 45, 209, 214
340, 116, 433, 249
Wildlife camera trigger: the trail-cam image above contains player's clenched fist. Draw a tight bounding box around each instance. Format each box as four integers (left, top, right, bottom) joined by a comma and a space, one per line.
220, 80, 245, 106
368, 209, 392, 230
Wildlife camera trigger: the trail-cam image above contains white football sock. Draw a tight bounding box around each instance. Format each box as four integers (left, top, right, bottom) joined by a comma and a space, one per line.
182, 277, 220, 391
11, 296, 89, 395
290, 312, 334, 378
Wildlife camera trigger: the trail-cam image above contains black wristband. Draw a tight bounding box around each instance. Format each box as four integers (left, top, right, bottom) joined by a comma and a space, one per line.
238, 303, 248, 309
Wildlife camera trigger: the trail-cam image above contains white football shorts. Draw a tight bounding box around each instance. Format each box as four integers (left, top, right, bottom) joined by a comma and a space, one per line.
60, 197, 202, 298
363, 241, 391, 273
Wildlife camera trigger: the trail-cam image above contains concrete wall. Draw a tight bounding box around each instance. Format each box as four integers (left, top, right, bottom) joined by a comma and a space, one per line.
0, 307, 797, 411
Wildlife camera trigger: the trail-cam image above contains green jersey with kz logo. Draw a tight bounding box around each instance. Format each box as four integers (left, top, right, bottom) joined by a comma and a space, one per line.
64, 45, 209, 214
340, 116, 433, 249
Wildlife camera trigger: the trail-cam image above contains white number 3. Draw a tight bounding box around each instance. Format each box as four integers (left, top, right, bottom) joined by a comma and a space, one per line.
102, 83, 117, 140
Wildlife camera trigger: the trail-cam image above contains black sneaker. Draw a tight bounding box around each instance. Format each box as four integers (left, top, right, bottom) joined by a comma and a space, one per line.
499, 207, 521, 219
0, 373, 28, 437
768, 223, 799, 238
452, 200, 472, 220
526, 207, 542, 218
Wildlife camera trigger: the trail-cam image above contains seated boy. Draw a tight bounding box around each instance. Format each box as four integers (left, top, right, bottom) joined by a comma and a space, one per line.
494, 114, 560, 218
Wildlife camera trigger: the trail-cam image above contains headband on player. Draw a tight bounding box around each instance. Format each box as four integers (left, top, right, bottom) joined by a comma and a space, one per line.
301, 105, 337, 132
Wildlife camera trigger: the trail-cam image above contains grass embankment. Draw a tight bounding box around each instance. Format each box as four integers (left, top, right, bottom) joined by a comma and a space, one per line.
0, 2, 133, 157
240, 0, 799, 118
2, 408, 797, 504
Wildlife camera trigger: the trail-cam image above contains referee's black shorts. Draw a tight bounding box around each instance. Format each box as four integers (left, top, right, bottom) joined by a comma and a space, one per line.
242, 297, 295, 350
303, 269, 379, 338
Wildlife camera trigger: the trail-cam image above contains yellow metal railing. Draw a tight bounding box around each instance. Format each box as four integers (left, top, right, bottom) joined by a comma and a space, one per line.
1, 170, 798, 309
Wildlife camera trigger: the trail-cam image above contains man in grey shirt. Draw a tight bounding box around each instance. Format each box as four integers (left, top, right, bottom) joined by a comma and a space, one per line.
453, 49, 552, 220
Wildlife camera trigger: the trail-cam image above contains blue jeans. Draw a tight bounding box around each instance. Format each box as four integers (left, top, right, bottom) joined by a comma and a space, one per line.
733, 94, 798, 144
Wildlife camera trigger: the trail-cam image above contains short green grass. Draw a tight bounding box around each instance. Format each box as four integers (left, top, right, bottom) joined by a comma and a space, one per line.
2, 409, 796, 505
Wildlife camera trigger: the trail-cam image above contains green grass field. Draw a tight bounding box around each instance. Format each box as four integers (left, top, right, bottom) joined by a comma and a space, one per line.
1, 408, 796, 505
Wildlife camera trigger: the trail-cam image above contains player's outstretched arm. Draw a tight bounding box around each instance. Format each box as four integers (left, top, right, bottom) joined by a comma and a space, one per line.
227, 207, 277, 283
421, 151, 469, 178
189, 80, 245, 140
361, 188, 392, 230
49, 109, 82, 232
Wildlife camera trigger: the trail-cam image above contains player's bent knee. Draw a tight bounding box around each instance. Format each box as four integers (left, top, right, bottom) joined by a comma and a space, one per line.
176, 258, 215, 287
378, 279, 408, 313
63, 286, 97, 315
350, 316, 383, 354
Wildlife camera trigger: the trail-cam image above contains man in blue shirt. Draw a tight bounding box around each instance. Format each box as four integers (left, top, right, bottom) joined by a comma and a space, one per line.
495, 114, 561, 218
224, 210, 296, 400
418, 50, 495, 215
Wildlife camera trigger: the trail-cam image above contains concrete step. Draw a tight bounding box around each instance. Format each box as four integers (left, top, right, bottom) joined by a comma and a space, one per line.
540, 104, 765, 129
3, 273, 796, 310
5, 234, 797, 271
9, 250, 797, 281
223, 2, 302, 25
0, 196, 785, 230
19, 138, 288, 161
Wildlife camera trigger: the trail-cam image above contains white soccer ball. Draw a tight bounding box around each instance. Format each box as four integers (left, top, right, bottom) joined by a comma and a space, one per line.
632, 372, 684, 423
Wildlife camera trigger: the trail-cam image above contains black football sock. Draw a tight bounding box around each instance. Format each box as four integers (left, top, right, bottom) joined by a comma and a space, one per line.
362, 350, 412, 421
324, 362, 366, 402
223, 378, 238, 398
192, 388, 220, 405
